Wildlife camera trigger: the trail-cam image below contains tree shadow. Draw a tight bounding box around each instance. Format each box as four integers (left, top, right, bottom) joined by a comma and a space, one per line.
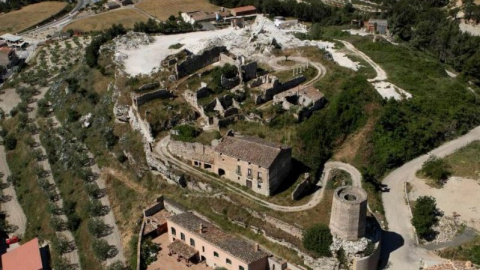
379, 230, 405, 269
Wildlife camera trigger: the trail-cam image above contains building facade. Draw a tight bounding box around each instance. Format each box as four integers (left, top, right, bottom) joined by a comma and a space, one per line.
212, 135, 291, 196
167, 212, 268, 270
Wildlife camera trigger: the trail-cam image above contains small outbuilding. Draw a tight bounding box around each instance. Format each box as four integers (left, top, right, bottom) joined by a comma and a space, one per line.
1, 238, 47, 270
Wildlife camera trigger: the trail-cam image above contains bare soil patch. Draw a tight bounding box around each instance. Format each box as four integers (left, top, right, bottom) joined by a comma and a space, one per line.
64, 9, 148, 32
0, 1, 67, 34
136, 0, 219, 20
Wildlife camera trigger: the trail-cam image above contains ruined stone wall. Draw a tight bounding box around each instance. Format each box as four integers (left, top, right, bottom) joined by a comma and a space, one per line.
176, 46, 227, 78
353, 241, 381, 270
263, 76, 306, 101
167, 140, 215, 162
291, 174, 314, 201
128, 106, 154, 143
134, 89, 173, 107
221, 74, 240, 89
263, 215, 303, 239
241, 61, 257, 81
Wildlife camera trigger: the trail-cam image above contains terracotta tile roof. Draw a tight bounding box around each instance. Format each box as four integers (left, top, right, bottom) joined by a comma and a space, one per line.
168, 212, 268, 264
215, 135, 290, 168
1, 238, 43, 270
231, 5, 257, 13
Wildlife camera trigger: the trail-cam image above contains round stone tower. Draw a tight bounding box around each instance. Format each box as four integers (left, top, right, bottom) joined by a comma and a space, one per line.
329, 186, 368, 241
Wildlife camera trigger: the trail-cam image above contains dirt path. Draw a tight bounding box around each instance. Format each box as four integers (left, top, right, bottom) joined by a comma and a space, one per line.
155, 136, 362, 212
381, 125, 480, 270
0, 145, 27, 237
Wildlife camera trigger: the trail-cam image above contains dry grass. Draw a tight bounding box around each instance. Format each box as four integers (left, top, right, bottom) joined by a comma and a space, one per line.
135, 0, 219, 20
64, 9, 148, 32
0, 1, 67, 34
444, 140, 480, 180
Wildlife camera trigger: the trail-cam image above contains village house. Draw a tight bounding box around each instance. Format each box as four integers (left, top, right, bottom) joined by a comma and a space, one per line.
364, 19, 388, 35
212, 134, 291, 196
167, 212, 269, 270
1, 238, 47, 270
0, 33, 27, 48
230, 5, 257, 17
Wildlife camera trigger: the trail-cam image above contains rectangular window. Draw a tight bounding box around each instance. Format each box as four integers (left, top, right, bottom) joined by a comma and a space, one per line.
214, 251, 219, 257
181, 233, 185, 241
190, 238, 195, 247
247, 168, 252, 178
236, 165, 241, 175
226, 259, 232, 265
202, 246, 205, 252
257, 172, 262, 180
257, 181, 262, 189
171, 227, 176, 236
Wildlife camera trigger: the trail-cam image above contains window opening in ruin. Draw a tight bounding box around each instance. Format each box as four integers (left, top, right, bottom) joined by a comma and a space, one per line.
204, 163, 212, 169
218, 169, 226, 176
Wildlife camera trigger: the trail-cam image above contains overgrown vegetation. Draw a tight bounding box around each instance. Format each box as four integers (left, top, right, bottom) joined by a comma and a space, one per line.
411, 196, 441, 241
86, 24, 127, 68
302, 224, 333, 257
418, 156, 451, 186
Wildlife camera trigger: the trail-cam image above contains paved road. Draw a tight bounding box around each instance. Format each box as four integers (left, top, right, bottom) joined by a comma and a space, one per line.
381, 125, 480, 270
156, 136, 362, 212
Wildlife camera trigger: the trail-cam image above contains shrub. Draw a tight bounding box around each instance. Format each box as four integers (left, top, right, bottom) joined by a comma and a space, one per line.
140, 238, 160, 267
88, 218, 112, 237
4, 134, 17, 150
470, 245, 480, 264
302, 224, 333, 257
412, 196, 440, 240
87, 199, 109, 216
420, 156, 451, 185
172, 125, 198, 142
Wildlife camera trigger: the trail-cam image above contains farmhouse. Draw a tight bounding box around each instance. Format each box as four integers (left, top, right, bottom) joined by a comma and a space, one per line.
167, 212, 269, 270
1, 238, 47, 270
213, 134, 291, 196
230, 5, 257, 17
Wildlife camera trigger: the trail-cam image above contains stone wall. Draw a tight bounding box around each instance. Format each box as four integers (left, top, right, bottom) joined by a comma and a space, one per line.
164, 198, 187, 215
134, 89, 173, 107
221, 74, 240, 89
291, 173, 314, 201
167, 140, 215, 162
137, 82, 160, 92
241, 61, 257, 81
176, 46, 227, 78
264, 76, 306, 101
353, 241, 381, 270
263, 214, 303, 239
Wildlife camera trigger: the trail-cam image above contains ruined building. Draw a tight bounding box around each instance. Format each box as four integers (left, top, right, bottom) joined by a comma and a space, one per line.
272, 85, 326, 120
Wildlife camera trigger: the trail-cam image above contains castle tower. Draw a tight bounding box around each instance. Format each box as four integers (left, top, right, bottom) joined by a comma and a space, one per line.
329, 186, 368, 241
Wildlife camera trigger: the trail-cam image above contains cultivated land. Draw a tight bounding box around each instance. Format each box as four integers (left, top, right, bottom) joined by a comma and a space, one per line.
135, 0, 219, 20
64, 9, 149, 32
0, 1, 67, 34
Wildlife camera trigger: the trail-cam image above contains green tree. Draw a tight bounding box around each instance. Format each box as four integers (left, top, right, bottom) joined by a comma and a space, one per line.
420, 156, 451, 185
88, 218, 112, 237
92, 239, 116, 261
412, 196, 440, 240
302, 224, 333, 257
172, 125, 198, 142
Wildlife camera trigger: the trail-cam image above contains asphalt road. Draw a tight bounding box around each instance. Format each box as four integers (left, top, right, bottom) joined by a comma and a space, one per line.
381, 125, 480, 269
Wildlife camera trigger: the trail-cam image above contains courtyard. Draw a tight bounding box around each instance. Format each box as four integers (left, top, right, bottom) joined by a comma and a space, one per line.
147, 233, 212, 270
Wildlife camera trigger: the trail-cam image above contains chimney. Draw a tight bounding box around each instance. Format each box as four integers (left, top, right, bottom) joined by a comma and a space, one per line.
199, 223, 204, 234
254, 243, 260, 251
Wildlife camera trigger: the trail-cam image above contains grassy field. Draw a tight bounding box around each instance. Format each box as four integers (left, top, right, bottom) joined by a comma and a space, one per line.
135, 0, 219, 21
444, 141, 480, 180
64, 9, 148, 32
0, 1, 67, 34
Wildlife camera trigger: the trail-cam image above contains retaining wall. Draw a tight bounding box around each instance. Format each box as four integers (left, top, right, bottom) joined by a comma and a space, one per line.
134, 89, 173, 107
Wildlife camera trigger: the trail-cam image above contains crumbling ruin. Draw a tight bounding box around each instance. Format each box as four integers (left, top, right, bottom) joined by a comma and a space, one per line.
272, 85, 326, 120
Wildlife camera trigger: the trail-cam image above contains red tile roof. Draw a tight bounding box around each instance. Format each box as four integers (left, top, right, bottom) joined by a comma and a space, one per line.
231, 5, 257, 13
1, 238, 43, 270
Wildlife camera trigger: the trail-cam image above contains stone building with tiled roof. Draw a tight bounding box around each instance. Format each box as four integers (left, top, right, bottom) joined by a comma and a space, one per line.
213, 133, 291, 196
167, 212, 269, 270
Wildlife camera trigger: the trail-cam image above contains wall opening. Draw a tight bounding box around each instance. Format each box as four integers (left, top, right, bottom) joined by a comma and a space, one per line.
218, 169, 225, 176
344, 194, 357, 201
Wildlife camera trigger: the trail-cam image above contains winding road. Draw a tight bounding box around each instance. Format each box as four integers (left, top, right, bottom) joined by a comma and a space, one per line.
381, 125, 480, 269
155, 136, 361, 212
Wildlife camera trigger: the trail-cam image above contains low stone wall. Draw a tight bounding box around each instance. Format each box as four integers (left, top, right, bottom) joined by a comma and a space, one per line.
264, 76, 306, 101
137, 82, 160, 92
176, 46, 226, 78
167, 140, 214, 162
134, 89, 173, 107
264, 214, 303, 239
